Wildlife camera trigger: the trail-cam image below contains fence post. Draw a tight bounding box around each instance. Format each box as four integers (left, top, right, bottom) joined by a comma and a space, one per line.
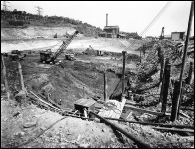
161, 58, 171, 114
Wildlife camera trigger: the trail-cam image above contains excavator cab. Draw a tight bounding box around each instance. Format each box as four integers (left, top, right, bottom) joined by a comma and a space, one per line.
40, 51, 52, 64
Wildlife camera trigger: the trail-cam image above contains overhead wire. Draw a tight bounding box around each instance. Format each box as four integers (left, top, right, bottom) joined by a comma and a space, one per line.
139, 2, 172, 37
121, 1, 172, 52
137, 2, 172, 41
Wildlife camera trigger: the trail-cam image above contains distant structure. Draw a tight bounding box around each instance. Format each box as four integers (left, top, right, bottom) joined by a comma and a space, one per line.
163, 35, 172, 40
171, 32, 185, 41
98, 14, 119, 38
145, 36, 155, 41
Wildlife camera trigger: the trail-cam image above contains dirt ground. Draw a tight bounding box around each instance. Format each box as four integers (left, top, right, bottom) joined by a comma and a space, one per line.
1, 99, 194, 148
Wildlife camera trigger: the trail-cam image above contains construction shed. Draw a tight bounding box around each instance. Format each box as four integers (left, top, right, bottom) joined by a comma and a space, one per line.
74, 98, 96, 118
171, 32, 185, 41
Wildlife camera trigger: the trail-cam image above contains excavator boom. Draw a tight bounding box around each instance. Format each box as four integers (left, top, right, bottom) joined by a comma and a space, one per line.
40, 30, 79, 64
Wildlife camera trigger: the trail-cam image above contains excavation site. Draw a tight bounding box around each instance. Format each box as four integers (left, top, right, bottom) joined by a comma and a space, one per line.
1, 1, 194, 148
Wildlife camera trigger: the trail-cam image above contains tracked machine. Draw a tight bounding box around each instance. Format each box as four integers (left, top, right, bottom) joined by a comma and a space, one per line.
40, 30, 79, 64
9, 50, 26, 61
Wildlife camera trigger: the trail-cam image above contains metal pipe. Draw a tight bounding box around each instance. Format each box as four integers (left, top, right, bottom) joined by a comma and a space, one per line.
103, 117, 194, 129
90, 111, 151, 148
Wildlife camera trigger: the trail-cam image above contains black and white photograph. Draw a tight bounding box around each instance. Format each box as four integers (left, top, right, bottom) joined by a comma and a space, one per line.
1, 1, 194, 148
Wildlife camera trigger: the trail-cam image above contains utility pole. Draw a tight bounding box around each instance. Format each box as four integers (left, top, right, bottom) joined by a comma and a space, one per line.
172, 1, 194, 121
1, 1, 11, 11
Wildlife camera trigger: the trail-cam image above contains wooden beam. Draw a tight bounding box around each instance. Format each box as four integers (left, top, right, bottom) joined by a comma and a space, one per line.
152, 127, 194, 133
124, 104, 164, 116
160, 54, 165, 83
121, 51, 126, 99
161, 59, 171, 113
29, 90, 61, 111
171, 80, 180, 121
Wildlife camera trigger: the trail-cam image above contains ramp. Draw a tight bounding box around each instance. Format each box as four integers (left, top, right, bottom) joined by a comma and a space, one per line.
98, 97, 126, 119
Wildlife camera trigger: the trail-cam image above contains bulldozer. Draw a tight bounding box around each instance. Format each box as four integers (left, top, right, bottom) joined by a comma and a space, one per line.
40, 30, 79, 64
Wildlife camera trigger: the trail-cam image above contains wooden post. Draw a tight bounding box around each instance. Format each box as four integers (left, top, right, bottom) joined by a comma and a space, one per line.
171, 80, 180, 121
160, 54, 165, 82
161, 58, 171, 114
140, 48, 142, 63
121, 51, 126, 99
18, 62, 25, 90
186, 62, 193, 84
143, 45, 146, 57
159, 58, 166, 103
104, 70, 107, 101
18, 61, 26, 105
83, 86, 85, 98
174, 1, 194, 120
1, 55, 10, 100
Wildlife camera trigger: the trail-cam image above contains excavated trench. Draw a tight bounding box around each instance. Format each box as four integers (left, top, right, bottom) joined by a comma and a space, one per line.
2, 50, 141, 110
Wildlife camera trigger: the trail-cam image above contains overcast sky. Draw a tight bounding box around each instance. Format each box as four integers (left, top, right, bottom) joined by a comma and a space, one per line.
2, 1, 194, 37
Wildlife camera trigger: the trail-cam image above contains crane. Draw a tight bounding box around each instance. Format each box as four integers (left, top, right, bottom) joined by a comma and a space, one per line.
40, 30, 79, 64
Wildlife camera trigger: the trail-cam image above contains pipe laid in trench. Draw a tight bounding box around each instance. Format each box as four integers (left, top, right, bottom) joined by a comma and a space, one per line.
90, 111, 151, 148
103, 117, 194, 129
